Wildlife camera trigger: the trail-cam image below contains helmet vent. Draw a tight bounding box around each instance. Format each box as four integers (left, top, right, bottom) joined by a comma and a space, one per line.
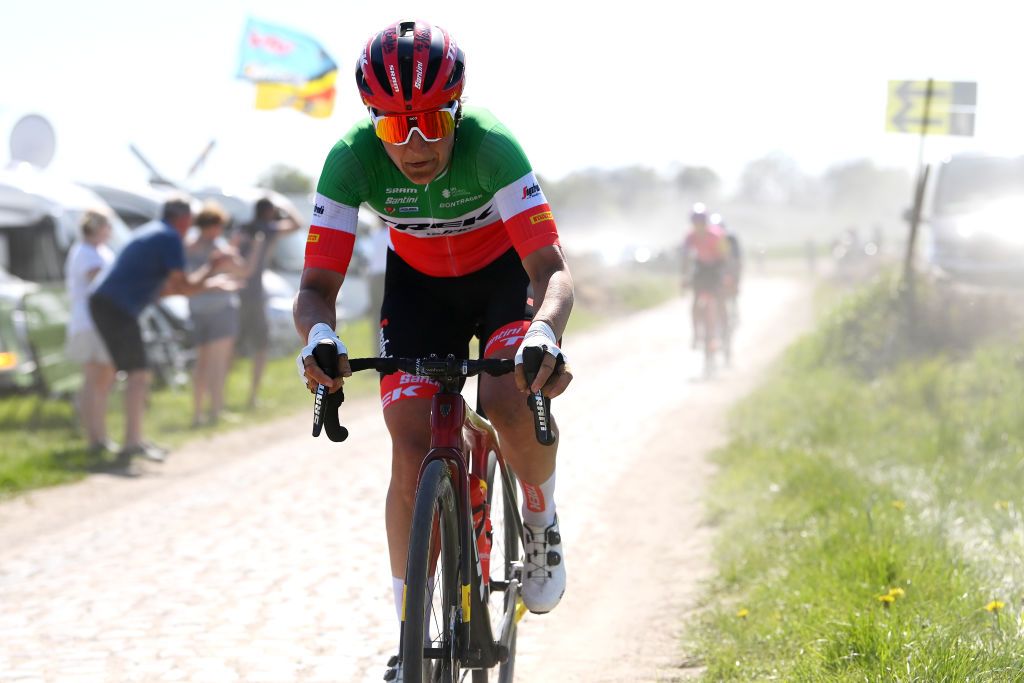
369, 34, 393, 97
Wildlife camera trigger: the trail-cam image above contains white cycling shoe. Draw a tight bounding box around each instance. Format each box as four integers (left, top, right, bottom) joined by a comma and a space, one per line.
521, 515, 566, 614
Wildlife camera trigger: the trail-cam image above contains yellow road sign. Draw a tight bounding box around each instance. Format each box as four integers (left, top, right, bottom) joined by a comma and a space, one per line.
886, 80, 977, 136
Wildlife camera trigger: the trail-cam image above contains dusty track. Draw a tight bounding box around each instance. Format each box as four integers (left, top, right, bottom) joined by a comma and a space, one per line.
0, 273, 814, 682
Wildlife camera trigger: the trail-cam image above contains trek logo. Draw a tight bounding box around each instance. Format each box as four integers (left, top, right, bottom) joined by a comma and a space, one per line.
382, 385, 421, 408
522, 183, 541, 200
522, 481, 545, 513
387, 205, 496, 235
313, 204, 325, 216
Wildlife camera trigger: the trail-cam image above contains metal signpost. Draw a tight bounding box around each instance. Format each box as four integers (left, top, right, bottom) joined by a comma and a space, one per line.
886, 79, 977, 331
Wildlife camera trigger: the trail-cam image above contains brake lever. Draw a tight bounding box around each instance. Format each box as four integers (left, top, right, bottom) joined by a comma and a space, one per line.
312, 340, 349, 442
522, 346, 558, 446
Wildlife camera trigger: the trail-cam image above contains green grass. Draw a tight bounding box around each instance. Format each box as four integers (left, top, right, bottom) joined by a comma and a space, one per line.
0, 317, 379, 498
694, 276, 1024, 681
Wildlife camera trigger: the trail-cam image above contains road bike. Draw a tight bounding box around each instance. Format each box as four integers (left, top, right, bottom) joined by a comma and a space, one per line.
312, 344, 556, 682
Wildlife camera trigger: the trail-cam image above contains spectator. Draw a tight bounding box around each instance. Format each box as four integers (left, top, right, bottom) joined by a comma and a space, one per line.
233, 197, 301, 409
89, 196, 231, 469
185, 202, 256, 428
64, 210, 117, 454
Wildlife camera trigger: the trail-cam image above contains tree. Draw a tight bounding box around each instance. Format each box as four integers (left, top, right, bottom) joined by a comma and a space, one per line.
674, 166, 721, 200
258, 164, 314, 194
735, 153, 814, 206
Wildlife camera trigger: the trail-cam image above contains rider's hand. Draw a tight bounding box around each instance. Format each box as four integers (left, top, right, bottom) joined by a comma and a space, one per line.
514, 320, 572, 398
296, 323, 351, 394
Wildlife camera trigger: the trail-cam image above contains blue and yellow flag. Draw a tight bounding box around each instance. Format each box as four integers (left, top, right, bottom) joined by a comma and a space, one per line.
238, 18, 337, 118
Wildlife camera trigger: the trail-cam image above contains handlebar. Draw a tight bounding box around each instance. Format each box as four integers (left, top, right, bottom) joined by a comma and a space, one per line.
310, 343, 559, 445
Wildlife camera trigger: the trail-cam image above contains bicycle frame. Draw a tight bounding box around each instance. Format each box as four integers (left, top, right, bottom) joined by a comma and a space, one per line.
415, 386, 522, 670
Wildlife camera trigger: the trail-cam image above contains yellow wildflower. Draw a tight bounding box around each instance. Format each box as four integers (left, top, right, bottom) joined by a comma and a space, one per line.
878, 594, 896, 605
736, 608, 750, 618
985, 600, 1004, 613
888, 587, 906, 598
891, 500, 906, 511
994, 500, 1010, 512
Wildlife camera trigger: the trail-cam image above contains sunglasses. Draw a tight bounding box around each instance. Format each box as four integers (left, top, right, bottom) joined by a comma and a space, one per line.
369, 101, 459, 145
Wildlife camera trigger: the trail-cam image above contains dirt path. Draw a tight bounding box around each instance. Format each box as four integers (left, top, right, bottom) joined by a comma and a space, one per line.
0, 274, 815, 683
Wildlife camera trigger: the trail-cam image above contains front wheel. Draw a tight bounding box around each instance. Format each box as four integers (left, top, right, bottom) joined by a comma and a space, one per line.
471, 450, 521, 683
402, 459, 462, 683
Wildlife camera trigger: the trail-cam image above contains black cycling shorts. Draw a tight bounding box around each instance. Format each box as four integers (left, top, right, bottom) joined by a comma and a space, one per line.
89, 293, 147, 372
380, 247, 532, 359
693, 262, 724, 295
377, 248, 533, 407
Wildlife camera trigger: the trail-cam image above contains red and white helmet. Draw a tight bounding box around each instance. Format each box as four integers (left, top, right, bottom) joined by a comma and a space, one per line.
355, 20, 466, 114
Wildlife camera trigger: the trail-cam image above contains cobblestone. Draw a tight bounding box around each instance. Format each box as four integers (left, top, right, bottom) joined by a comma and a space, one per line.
0, 278, 811, 681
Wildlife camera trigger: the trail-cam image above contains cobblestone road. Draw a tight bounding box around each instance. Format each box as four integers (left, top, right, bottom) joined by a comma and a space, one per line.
0, 275, 813, 682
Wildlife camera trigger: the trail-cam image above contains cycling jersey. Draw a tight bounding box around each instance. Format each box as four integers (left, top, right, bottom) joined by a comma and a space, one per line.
683, 225, 729, 265
305, 107, 560, 278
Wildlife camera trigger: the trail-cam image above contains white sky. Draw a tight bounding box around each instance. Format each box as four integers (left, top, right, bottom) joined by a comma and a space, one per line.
2, 0, 1022, 191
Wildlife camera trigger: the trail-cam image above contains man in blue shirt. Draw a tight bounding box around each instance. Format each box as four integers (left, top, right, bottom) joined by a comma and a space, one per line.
90, 197, 229, 467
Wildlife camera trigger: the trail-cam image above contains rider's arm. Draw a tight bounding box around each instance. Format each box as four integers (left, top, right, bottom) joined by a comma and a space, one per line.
294, 267, 349, 391
518, 245, 574, 397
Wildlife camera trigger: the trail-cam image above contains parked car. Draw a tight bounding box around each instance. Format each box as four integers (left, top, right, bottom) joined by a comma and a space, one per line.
921, 153, 1024, 286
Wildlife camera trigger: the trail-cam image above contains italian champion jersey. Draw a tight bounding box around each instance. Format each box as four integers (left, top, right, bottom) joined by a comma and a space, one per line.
304, 107, 560, 278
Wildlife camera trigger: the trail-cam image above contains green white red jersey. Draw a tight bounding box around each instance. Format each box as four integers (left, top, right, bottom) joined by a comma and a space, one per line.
304, 106, 560, 278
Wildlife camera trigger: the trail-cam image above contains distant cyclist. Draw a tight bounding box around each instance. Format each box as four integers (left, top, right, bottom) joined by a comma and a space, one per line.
682, 203, 729, 349
291, 20, 574, 681
710, 212, 742, 329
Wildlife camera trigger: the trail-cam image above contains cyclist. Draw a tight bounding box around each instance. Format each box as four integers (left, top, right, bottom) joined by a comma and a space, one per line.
682, 203, 729, 350
292, 20, 574, 679
710, 212, 742, 329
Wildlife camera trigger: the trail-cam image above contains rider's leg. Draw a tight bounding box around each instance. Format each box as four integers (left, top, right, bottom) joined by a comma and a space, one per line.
382, 393, 433, 580
480, 347, 566, 613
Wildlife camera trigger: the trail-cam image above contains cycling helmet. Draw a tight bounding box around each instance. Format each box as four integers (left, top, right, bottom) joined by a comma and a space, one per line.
709, 212, 724, 227
690, 203, 708, 221
355, 20, 466, 113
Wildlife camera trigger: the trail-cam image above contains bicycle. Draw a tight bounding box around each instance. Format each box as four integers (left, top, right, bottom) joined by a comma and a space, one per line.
311, 343, 557, 682
693, 283, 731, 375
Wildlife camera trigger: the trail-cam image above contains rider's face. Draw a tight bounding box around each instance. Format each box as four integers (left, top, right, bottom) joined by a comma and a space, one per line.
692, 216, 708, 232
382, 130, 455, 185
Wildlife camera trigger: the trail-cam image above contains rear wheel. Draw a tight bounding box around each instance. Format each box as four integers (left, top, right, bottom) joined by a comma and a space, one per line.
402, 459, 462, 683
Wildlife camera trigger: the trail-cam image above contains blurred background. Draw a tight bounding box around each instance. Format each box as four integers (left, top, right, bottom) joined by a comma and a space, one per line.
0, 0, 1021, 396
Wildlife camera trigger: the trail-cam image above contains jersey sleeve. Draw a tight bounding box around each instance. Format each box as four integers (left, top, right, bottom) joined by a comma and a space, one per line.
477, 123, 560, 260
304, 138, 370, 275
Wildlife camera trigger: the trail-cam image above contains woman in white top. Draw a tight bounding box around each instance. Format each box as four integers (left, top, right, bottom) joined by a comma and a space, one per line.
65, 210, 117, 453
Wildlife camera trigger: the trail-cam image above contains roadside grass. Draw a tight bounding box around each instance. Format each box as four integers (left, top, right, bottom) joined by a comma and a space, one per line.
0, 269, 679, 497
0, 317, 378, 498
694, 274, 1024, 681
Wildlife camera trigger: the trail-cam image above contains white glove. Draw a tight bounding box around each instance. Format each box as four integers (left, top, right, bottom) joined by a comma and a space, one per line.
514, 320, 567, 366
296, 322, 348, 384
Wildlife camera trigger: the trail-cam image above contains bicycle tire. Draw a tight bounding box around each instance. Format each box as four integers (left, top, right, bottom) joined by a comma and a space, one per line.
472, 450, 520, 683
402, 459, 462, 683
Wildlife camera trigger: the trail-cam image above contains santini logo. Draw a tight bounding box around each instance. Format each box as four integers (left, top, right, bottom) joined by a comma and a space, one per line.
313, 204, 325, 215
522, 183, 541, 200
